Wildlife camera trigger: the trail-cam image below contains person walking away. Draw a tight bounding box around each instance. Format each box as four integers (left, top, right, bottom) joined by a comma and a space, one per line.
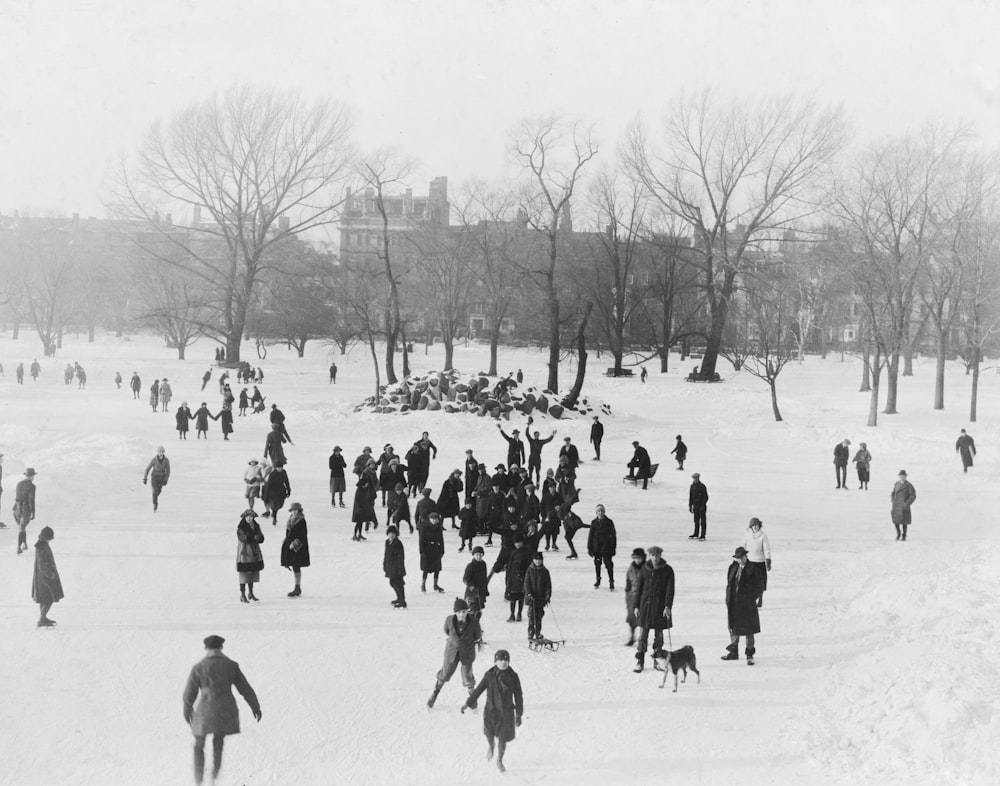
627, 441, 652, 490
176, 402, 193, 439
834, 439, 851, 489
329, 446, 347, 507
15, 468, 37, 554
852, 442, 872, 489
143, 446, 171, 512
461, 649, 523, 774
890, 469, 916, 541
269, 404, 293, 445
182, 635, 261, 785
741, 518, 771, 607
280, 502, 309, 596
16, 362, 24, 384
670, 434, 687, 470
30, 358, 40, 381
236, 510, 264, 602
721, 546, 764, 665
383, 525, 407, 608
688, 473, 709, 539
32, 525, 63, 627
263, 424, 287, 466
590, 415, 604, 461
419, 512, 446, 592
390, 483, 412, 534
263, 462, 291, 523
238, 388, 249, 417
632, 545, 674, 672
623, 548, 646, 646
194, 402, 213, 440
587, 504, 617, 590
956, 429, 976, 473
427, 598, 483, 708
352, 462, 379, 540
523, 552, 551, 642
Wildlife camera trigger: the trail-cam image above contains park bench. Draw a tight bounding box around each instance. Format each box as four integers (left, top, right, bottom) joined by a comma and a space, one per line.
623, 463, 659, 486
685, 372, 722, 383
604, 367, 636, 377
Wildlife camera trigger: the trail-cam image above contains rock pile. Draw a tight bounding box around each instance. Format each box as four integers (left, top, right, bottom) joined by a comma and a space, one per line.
354, 369, 611, 421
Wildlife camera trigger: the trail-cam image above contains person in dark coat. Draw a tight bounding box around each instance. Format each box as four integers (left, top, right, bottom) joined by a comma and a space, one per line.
623, 547, 646, 646
497, 426, 525, 468
627, 441, 652, 489
852, 442, 872, 490
632, 545, 675, 672
834, 438, 851, 489
130, 371, 141, 398
463, 546, 489, 616
504, 536, 532, 623
390, 482, 412, 534
262, 462, 290, 522
149, 379, 160, 412
329, 446, 347, 507
213, 403, 234, 440
414, 487, 439, 532
353, 446, 374, 476
383, 525, 407, 608
143, 447, 171, 512
485, 481, 506, 546
559, 437, 580, 470
280, 502, 309, 596
404, 442, 426, 498
721, 546, 764, 665
463, 450, 480, 504
427, 597, 483, 708
554, 454, 576, 502
523, 552, 551, 641
473, 465, 491, 525
352, 461, 379, 540
419, 512, 446, 592
250, 386, 264, 413
329, 362, 337, 384
590, 416, 604, 461
890, 469, 916, 541
175, 402, 193, 439
587, 504, 617, 590
437, 469, 464, 529
263, 424, 287, 466
462, 649, 524, 774
32, 525, 63, 627
269, 404, 293, 445
15, 468, 37, 554
200, 368, 211, 391
956, 429, 976, 473
688, 472, 709, 540
376, 445, 397, 506
238, 388, 249, 417
182, 635, 261, 785
193, 402, 213, 439
417, 432, 438, 476
561, 506, 590, 560
458, 499, 478, 552
670, 434, 687, 470
236, 509, 264, 603
525, 421, 556, 485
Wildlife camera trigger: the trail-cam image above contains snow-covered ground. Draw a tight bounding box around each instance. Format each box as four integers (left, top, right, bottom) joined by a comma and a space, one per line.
0, 334, 996, 786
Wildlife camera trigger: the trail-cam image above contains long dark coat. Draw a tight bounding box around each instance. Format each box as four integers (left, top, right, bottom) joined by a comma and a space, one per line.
264, 430, 287, 466
726, 560, 763, 635
956, 434, 976, 468
523, 562, 551, 603
500, 431, 525, 467
264, 468, 291, 511
635, 559, 675, 629
671, 439, 688, 461
437, 476, 463, 518
628, 445, 651, 476
587, 516, 617, 557
466, 665, 523, 743
464, 457, 480, 501
194, 405, 212, 431
459, 508, 478, 540
377, 452, 397, 491
32, 540, 64, 605
175, 406, 192, 434
236, 520, 265, 573
383, 537, 406, 581
280, 512, 310, 568
352, 471, 379, 524
183, 651, 260, 737
441, 613, 483, 666
406, 447, 428, 486
463, 558, 489, 608
419, 519, 445, 573
216, 407, 234, 436
689, 480, 709, 508
473, 474, 492, 521
505, 545, 533, 598
890, 479, 916, 525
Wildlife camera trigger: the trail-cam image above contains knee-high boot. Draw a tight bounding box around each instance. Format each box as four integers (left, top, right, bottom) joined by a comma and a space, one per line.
427, 679, 444, 708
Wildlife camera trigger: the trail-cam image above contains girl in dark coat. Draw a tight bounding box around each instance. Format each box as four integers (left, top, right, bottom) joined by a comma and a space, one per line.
214, 403, 234, 440
377, 447, 397, 505
437, 470, 464, 528
458, 500, 478, 551
389, 482, 412, 534
670, 435, 688, 470
419, 512, 446, 592
587, 505, 617, 589
32, 525, 63, 627
175, 403, 193, 439
280, 503, 309, 597
238, 388, 249, 417
462, 650, 524, 774
352, 463, 379, 540
194, 402, 213, 439
236, 510, 264, 603
328, 447, 347, 507
383, 526, 406, 607
463, 546, 489, 615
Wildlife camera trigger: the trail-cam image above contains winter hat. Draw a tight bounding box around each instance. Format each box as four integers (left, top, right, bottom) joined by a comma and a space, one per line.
203, 635, 225, 650
386, 525, 398, 535
691, 473, 700, 479
289, 502, 303, 511
676, 434, 682, 440
898, 469, 907, 477
647, 545, 663, 556
631, 547, 646, 559
38, 526, 54, 541
593, 415, 599, 420
333, 446, 341, 452
733, 546, 749, 558
24, 468, 37, 477
749, 517, 763, 528
242, 509, 257, 518
472, 546, 485, 555
533, 552, 543, 561
632, 440, 639, 446
495, 464, 506, 470
248, 459, 259, 465
454, 598, 469, 612
494, 649, 511, 662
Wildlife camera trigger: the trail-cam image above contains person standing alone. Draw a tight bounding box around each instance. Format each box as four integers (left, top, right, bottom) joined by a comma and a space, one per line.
956, 429, 976, 473
833, 439, 851, 489
852, 442, 872, 489
143, 447, 171, 512
589, 415, 604, 461
890, 470, 916, 541
14, 467, 37, 554
688, 473, 708, 540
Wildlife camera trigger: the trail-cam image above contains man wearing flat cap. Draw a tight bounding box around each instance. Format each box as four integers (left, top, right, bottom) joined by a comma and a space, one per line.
722, 546, 764, 665
183, 636, 261, 785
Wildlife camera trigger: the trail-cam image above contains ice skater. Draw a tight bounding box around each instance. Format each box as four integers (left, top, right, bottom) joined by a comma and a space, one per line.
143, 447, 171, 512
427, 597, 482, 708
461, 649, 524, 773
32, 525, 63, 627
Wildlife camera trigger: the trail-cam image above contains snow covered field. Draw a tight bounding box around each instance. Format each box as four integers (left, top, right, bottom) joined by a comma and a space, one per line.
0, 334, 996, 786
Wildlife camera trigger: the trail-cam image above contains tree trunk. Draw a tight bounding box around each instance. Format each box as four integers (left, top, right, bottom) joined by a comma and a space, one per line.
12, 323, 19, 339
699, 298, 729, 377
297, 340, 306, 358
859, 344, 871, 392
368, 329, 381, 403
441, 319, 454, 371
867, 360, 881, 427
659, 347, 669, 373
613, 350, 623, 375
933, 330, 946, 410
883, 350, 900, 414
88, 324, 96, 342
546, 294, 560, 393
769, 379, 783, 422
970, 358, 979, 422
561, 303, 593, 409
384, 305, 398, 385
488, 327, 500, 376
178, 344, 186, 360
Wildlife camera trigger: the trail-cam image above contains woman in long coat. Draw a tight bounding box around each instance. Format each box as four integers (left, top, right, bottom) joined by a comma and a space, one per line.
419, 512, 446, 592
280, 502, 309, 597
236, 510, 264, 602
473, 466, 491, 524
32, 525, 63, 627
194, 402, 213, 439
243, 460, 263, 509
352, 462, 379, 541
437, 470, 464, 528
175, 402, 193, 439
149, 379, 160, 412
377, 446, 396, 506
263, 463, 291, 522
462, 650, 524, 774
215, 403, 234, 440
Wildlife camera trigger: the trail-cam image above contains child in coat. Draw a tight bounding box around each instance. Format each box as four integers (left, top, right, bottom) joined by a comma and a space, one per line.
383, 526, 407, 608
389, 483, 412, 534
458, 500, 478, 552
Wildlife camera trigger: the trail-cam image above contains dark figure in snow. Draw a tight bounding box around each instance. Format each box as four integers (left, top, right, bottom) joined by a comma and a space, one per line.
956, 429, 976, 473
688, 473, 709, 540
221, 384, 235, 410
458, 499, 478, 552
523, 551, 551, 641
128, 372, 140, 398
30, 358, 40, 381
503, 535, 533, 623
280, 502, 309, 596
632, 545, 674, 673
383, 525, 407, 608
627, 440, 652, 489
834, 438, 851, 489
890, 469, 916, 541
143, 447, 171, 512
559, 436, 580, 471
15, 468, 37, 554
852, 442, 872, 489
182, 635, 261, 786
721, 546, 763, 666
16, 362, 24, 384
415, 432, 438, 488
438, 469, 464, 529
269, 404, 293, 445
114, 371, 122, 389
562, 505, 590, 560
389, 482, 412, 533
497, 425, 525, 468
472, 465, 491, 525
329, 446, 347, 507
464, 546, 489, 616
263, 424, 287, 466
414, 487, 439, 532
149, 379, 160, 412
590, 415, 604, 461
329, 362, 337, 384
201, 369, 211, 392
428, 597, 483, 708
623, 547, 646, 646
464, 450, 480, 504
640, 366, 648, 383
554, 455, 576, 502
525, 425, 555, 485
671, 434, 687, 470
404, 442, 427, 497
461, 649, 523, 774
194, 402, 213, 439
213, 403, 234, 440
352, 460, 379, 540
218, 371, 229, 395
742, 517, 772, 608
250, 386, 264, 413
0, 453, 5, 528
175, 402, 193, 439
32, 525, 62, 627
238, 388, 249, 417
262, 462, 291, 522
236, 509, 264, 603
353, 446, 374, 477
516, 369, 523, 384
420, 512, 447, 592
588, 504, 617, 589
376, 446, 397, 506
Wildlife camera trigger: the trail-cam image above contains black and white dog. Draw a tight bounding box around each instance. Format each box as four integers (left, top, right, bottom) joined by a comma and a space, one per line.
652, 646, 700, 692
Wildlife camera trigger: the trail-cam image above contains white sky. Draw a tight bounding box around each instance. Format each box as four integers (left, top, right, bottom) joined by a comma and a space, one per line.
1, 0, 998, 218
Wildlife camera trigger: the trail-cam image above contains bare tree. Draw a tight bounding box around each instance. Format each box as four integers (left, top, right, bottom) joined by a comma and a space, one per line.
625, 89, 848, 378
114, 85, 354, 363
134, 261, 206, 360
512, 115, 598, 392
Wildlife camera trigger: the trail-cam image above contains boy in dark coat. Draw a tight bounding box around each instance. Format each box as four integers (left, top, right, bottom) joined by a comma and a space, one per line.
590, 416, 604, 461
437, 469, 464, 529
427, 597, 483, 708
390, 482, 412, 534
722, 546, 764, 665
587, 504, 617, 589
463, 546, 489, 618
383, 526, 407, 608
627, 441, 652, 489
462, 650, 524, 774
670, 434, 687, 470
497, 426, 525, 468
458, 499, 478, 552
632, 545, 675, 673
419, 512, 446, 592
523, 552, 551, 641
504, 536, 532, 623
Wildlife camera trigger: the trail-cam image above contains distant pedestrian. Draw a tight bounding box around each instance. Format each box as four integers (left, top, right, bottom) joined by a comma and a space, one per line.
130, 372, 141, 398
150, 379, 160, 412
688, 473, 708, 540
956, 429, 976, 473
834, 438, 851, 489
852, 442, 872, 489
427, 597, 483, 708
516, 369, 523, 384
329, 362, 338, 384
236, 509, 264, 603
721, 546, 763, 665
238, 388, 249, 417
214, 403, 234, 440
461, 649, 524, 774
194, 402, 213, 439
143, 446, 171, 512
420, 512, 446, 593
16, 362, 24, 383
15, 467, 38, 555
890, 469, 916, 541
114, 371, 122, 389
201, 369, 211, 392
670, 434, 687, 470
182, 635, 261, 786
30, 358, 40, 381
741, 518, 771, 607
263, 424, 287, 466
383, 525, 407, 608
329, 446, 347, 507
158, 378, 172, 411
32, 525, 63, 628
269, 404, 293, 444
640, 366, 647, 383
280, 502, 309, 597
589, 415, 604, 461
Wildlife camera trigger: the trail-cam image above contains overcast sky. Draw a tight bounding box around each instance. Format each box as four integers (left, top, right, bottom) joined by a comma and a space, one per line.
1, 0, 998, 218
